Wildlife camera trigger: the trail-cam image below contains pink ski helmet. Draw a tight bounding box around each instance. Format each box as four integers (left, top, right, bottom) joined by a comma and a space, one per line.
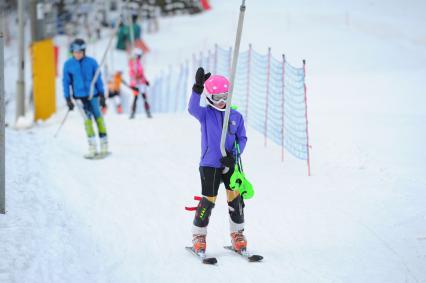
204, 75, 230, 111
204, 75, 230, 95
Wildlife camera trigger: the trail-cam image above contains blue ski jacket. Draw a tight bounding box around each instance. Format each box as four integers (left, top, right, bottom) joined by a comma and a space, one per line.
62, 56, 104, 99
188, 91, 247, 168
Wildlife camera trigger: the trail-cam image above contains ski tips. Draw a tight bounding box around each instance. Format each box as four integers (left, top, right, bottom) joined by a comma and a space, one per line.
185, 246, 217, 265
202, 257, 218, 264
248, 255, 263, 262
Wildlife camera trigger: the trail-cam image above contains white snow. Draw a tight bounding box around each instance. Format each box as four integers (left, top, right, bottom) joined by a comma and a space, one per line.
2, 0, 426, 282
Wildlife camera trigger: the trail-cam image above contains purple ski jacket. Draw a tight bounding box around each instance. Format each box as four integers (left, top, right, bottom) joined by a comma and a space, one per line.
188, 91, 247, 168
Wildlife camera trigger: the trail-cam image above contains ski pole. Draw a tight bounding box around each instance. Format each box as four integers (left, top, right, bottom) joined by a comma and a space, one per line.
121, 79, 139, 92
75, 99, 88, 120
220, 0, 247, 174
54, 109, 70, 138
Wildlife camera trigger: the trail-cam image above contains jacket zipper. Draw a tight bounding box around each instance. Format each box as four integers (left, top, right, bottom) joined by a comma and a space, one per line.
78, 58, 88, 96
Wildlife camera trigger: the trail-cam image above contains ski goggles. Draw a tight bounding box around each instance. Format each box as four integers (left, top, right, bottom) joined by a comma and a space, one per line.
70, 43, 86, 52
210, 92, 228, 102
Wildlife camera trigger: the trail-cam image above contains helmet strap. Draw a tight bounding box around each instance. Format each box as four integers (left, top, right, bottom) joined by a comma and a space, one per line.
205, 96, 226, 112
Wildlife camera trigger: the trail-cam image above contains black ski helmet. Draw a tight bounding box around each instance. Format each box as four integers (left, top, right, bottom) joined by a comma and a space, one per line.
70, 38, 86, 53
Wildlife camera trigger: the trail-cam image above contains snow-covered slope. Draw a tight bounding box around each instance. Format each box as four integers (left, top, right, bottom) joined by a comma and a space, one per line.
2, 0, 426, 282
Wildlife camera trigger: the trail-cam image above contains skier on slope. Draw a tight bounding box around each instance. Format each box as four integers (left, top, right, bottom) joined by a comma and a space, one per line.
105, 71, 124, 114
189, 67, 248, 253
62, 38, 108, 158
128, 48, 152, 119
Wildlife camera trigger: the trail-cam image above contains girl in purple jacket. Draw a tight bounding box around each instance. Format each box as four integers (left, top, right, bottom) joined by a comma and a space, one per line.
189, 67, 248, 253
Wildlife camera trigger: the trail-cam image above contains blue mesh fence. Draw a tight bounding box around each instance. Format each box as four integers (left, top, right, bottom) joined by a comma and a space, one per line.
151, 44, 310, 167
151, 61, 190, 113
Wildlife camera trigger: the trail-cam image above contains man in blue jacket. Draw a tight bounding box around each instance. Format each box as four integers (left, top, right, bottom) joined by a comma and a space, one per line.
188, 67, 248, 254
62, 38, 108, 158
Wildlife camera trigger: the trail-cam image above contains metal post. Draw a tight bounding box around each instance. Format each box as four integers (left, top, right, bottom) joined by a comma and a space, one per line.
0, 10, 5, 214
264, 47, 271, 147
3, 4, 10, 46
16, 0, 26, 122
30, 0, 37, 42
30, 0, 44, 42
88, 22, 120, 100
303, 60, 311, 176
281, 54, 286, 162
88, 0, 130, 100
220, 0, 246, 173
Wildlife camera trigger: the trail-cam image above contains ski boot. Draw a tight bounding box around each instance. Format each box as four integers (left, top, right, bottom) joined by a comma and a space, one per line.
100, 136, 108, 156
117, 104, 123, 114
85, 137, 97, 159
142, 94, 152, 118
129, 111, 135, 119
230, 230, 247, 252
192, 234, 207, 253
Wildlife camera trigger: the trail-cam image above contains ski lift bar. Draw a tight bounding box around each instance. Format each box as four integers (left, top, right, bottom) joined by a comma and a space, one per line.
219, 0, 247, 174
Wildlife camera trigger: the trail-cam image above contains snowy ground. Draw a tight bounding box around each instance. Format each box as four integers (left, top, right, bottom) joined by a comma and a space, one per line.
2, 0, 426, 282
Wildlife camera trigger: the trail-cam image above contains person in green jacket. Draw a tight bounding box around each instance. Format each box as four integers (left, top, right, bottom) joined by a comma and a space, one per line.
116, 14, 141, 51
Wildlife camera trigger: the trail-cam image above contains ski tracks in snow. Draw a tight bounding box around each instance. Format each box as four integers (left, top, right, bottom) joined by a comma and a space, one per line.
1, 129, 112, 282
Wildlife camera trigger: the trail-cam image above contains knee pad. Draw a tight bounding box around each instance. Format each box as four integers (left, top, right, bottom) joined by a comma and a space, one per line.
228, 195, 245, 224
193, 197, 215, 228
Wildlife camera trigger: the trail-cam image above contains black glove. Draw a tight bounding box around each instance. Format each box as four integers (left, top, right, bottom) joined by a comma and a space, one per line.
145, 81, 150, 86
192, 67, 211, 94
132, 86, 139, 92
66, 98, 74, 111
220, 151, 235, 168
99, 95, 106, 108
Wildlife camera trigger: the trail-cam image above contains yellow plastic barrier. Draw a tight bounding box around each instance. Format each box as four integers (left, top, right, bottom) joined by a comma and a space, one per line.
32, 39, 56, 121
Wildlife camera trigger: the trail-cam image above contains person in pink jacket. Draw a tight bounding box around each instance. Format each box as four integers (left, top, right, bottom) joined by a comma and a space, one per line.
129, 48, 152, 119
